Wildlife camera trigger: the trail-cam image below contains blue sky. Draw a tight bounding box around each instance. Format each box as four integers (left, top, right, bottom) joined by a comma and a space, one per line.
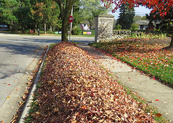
109, 5, 152, 19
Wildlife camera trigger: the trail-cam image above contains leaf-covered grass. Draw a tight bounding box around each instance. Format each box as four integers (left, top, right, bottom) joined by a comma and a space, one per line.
26, 42, 155, 122
89, 39, 173, 86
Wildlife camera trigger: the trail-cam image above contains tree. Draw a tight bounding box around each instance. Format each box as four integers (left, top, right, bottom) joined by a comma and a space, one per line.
116, 24, 122, 30
31, 2, 45, 30
133, 15, 142, 22
72, 4, 83, 27
41, 0, 60, 34
56, 0, 78, 41
141, 16, 146, 20
0, 0, 19, 30
30, 0, 61, 34
116, 3, 135, 29
14, 0, 33, 33
80, 0, 109, 29
146, 7, 173, 46
131, 23, 139, 31
102, 0, 173, 47
46, 1, 61, 32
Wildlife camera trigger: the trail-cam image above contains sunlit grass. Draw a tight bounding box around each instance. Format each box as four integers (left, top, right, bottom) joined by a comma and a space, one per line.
90, 40, 173, 86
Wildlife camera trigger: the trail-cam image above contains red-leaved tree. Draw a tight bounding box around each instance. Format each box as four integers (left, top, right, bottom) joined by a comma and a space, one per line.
102, 0, 173, 48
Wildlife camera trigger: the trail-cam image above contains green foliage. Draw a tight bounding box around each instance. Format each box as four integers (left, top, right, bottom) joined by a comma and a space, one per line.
141, 16, 146, 20
117, 3, 135, 29
31, 2, 45, 25
133, 15, 142, 22
79, 0, 109, 29
72, 26, 82, 35
116, 24, 122, 30
72, 5, 83, 27
0, 0, 19, 29
14, 6, 32, 32
0, 0, 61, 33
130, 23, 139, 31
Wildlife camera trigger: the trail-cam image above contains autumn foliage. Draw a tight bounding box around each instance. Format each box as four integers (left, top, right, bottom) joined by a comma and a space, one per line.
103, 0, 173, 17
28, 42, 155, 122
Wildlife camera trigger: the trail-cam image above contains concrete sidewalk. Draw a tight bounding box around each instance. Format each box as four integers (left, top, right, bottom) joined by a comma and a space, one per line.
78, 43, 173, 123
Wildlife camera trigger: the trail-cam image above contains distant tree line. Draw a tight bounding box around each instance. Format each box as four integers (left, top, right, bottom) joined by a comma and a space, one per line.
0, 0, 61, 33
0, 0, 108, 39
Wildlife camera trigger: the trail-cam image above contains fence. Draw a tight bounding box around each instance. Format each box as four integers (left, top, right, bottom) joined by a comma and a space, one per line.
113, 30, 166, 36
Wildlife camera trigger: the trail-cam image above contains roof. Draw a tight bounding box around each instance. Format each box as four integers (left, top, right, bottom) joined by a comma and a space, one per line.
96, 14, 114, 18
135, 20, 149, 25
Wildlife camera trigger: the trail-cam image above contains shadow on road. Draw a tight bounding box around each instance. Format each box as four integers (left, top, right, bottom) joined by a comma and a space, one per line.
0, 42, 44, 57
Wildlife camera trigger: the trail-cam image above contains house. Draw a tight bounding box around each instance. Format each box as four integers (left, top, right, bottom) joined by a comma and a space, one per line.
80, 23, 90, 30
135, 20, 150, 30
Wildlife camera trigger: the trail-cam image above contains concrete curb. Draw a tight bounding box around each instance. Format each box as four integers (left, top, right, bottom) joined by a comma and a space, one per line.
18, 45, 50, 123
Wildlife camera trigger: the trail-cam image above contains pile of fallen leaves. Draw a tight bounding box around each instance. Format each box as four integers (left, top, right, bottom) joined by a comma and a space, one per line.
29, 42, 155, 122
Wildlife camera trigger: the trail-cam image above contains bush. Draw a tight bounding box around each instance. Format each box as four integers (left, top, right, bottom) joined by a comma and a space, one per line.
72, 26, 82, 35
116, 24, 122, 30
130, 23, 139, 31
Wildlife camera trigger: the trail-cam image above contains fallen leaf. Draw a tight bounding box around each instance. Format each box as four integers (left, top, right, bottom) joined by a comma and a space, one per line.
155, 99, 159, 101
155, 113, 162, 117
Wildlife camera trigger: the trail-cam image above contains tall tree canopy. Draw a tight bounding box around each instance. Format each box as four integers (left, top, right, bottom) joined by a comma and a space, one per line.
31, 0, 60, 34
103, 0, 172, 15
116, 3, 135, 29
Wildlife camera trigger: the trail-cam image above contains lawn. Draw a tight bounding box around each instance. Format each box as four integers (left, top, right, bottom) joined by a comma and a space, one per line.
90, 39, 173, 86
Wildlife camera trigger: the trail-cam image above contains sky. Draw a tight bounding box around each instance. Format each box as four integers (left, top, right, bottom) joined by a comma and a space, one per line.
109, 5, 152, 19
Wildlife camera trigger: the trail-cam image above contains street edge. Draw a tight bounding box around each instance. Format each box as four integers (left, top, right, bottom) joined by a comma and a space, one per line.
18, 45, 50, 123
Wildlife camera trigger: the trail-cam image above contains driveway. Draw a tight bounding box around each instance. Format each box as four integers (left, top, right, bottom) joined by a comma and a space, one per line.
0, 33, 94, 122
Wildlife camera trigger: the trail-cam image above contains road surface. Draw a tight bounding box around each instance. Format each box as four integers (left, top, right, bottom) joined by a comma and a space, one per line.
0, 33, 94, 122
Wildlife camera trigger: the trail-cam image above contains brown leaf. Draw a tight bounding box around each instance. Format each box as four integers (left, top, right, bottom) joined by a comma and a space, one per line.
155, 113, 162, 117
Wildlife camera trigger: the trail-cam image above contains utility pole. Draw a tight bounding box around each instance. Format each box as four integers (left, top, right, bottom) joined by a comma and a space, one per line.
69, 6, 73, 41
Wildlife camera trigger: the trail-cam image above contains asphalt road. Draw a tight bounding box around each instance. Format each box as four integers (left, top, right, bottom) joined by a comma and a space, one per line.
0, 33, 94, 122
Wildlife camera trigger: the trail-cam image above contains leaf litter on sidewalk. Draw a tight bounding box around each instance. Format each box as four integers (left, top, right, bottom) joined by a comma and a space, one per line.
27, 42, 155, 122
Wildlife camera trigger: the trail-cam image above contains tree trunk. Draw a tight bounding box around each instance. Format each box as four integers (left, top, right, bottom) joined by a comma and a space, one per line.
44, 23, 46, 34
50, 26, 53, 32
170, 34, 173, 47
61, 18, 69, 41
35, 24, 37, 34
57, 0, 75, 42
10, 20, 13, 31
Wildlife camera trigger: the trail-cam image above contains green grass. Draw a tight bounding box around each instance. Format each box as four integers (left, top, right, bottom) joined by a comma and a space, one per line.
25, 94, 39, 123
89, 41, 173, 86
